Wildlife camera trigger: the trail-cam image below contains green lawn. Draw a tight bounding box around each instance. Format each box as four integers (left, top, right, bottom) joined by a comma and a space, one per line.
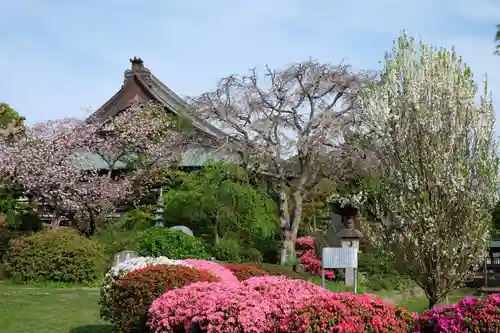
0, 281, 476, 332
397, 288, 476, 313
0, 282, 111, 333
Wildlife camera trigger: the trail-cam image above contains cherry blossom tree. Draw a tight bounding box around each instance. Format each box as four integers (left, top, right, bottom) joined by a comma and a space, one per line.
0, 102, 184, 235
355, 33, 499, 308
189, 60, 361, 264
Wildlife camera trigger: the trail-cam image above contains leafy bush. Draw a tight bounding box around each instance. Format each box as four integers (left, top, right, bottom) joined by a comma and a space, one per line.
136, 228, 209, 260
243, 247, 263, 263
0, 229, 26, 261
279, 293, 414, 332
358, 250, 413, 291
212, 237, 243, 262
99, 256, 190, 321
148, 276, 411, 333
3, 229, 104, 284
93, 228, 140, 265
116, 207, 155, 231
108, 264, 219, 333
414, 294, 500, 332
183, 259, 238, 283
224, 263, 268, 281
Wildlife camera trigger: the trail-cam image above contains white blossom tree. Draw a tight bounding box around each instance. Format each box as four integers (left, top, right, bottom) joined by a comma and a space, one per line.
356, 33, 499, 308
189, 60, 361, 264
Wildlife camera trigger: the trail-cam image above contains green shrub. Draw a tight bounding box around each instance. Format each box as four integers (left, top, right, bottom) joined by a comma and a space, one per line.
93, 228, 140, 265
213, 238, 243, 263
250, 263, 309, 280
252, 234, 280, 263
243, 247, 263, 263
137, 228, 209, 260
358, 250, 414, 291
4, 229, 104, 284
116, 207, 154, 231
0, 229, 26, 261
108, 264, 219, 332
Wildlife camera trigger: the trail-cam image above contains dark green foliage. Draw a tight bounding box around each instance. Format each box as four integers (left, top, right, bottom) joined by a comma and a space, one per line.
163, 162, 277, 246
93, 207, 155, 264
93, 228, 140, 265
115, 207, 155, 231
4, 229, 104, 284
136, 228, 210, 260
0, 103, 23, 129
0, 229, 27, 262
213, 238, 244, 263
358, 250, 413, 291
243, 247, 263, 263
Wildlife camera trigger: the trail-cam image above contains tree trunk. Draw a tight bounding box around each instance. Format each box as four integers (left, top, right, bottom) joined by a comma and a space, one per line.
50, 213, 62, 231
87, 217, 96, 237
277, 180, 292, 265
428, 297, 437, 309
214, 220, 220, 245
290, 189, 305, 246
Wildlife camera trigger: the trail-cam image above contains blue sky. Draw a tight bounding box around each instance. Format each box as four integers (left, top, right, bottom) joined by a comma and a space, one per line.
1, 0, 500, 131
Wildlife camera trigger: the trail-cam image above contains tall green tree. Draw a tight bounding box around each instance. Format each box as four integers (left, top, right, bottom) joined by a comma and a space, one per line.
356, 32, 499, 308
163, 162, 277, 246
0, 103, 24, 133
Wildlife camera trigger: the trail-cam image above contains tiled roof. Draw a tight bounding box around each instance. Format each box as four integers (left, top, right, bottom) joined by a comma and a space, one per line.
72, 145, 240, 170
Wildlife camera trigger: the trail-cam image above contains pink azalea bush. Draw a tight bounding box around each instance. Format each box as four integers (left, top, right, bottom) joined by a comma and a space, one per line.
279, 292, 414, 333
413, 294, 500, 332
182, 259, 238, 284
148, 276, 407, 333
295, 236, 335, 279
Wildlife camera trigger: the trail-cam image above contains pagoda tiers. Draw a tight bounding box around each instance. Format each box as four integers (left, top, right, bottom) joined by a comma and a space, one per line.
82, 57, 238, 171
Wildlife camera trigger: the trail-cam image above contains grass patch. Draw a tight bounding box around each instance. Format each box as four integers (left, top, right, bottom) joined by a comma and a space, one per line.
398, 288, 476, 313
0, 280, 477, 332
0, 282, 111, 333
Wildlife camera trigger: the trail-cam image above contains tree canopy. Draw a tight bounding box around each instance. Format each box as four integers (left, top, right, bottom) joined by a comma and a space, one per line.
163, 162, 278, 246
353, 32, 499, 308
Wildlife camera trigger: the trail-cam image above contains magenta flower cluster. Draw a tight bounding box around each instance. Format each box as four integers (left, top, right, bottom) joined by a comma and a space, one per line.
147, 275, 412, 333
414, 293, 500, 332
101, 256, 500, 333
295, 236, 335, 279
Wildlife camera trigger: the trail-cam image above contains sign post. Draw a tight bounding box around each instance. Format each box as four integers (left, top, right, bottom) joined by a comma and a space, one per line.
321, 247, 358, 293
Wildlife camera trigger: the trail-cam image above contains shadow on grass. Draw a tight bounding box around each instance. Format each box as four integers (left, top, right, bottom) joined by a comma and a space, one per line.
69, 324, 114, 333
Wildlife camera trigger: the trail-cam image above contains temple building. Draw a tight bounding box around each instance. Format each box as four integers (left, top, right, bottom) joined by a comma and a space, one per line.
81, 57, 238, 171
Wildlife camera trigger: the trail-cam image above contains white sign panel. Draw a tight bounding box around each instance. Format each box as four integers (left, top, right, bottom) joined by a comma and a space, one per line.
322, 247, 358, 268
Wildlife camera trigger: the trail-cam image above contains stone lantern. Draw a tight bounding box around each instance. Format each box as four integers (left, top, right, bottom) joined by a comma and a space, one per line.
335, 204, 363, 287
155, 188, 165, 227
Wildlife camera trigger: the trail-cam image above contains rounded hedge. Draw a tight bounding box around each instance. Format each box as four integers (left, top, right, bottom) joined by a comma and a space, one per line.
108, 264, 219, 332
4, 229, 104, 284
148, 276, 412, 333
224, 264, 269, 281
136, 228, 209, 260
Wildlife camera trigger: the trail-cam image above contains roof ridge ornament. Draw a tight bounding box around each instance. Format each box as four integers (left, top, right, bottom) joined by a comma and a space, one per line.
130, 56, 144, 72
